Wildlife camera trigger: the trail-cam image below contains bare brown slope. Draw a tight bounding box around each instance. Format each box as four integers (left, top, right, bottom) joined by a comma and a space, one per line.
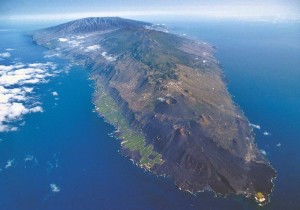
33, 17, 275, 204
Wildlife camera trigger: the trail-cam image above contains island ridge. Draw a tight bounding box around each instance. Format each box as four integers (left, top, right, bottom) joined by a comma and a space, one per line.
33, 17, 276, 205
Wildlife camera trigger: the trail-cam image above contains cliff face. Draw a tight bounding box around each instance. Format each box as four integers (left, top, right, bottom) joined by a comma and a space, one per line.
33, 17, 275, 204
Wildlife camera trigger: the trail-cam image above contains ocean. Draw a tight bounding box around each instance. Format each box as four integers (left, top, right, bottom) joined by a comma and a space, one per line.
0, 20, 299, 210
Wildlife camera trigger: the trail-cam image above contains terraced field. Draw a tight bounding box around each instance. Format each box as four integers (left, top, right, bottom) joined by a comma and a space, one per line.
94, 83, 164, 169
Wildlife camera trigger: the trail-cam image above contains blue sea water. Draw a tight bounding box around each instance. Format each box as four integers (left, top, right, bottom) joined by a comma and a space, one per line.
0, 20, 299, 210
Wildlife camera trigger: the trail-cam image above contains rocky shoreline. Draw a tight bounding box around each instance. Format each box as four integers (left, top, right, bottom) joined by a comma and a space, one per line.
33, 17, 276, 205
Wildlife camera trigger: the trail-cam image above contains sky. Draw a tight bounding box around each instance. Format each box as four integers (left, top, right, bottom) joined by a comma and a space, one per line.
0, 0, 300, 22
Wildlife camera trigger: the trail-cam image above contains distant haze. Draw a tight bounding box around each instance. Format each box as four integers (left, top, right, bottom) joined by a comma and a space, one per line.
0, 0, 299, 22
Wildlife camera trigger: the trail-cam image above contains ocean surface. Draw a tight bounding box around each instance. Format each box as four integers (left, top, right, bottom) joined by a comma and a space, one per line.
0, 20, 299, 210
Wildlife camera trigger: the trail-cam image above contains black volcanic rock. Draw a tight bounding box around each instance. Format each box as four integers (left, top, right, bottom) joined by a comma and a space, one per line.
33, 17, 276, 205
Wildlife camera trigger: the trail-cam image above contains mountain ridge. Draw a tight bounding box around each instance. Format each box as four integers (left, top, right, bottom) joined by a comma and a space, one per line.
33, 17, 276, 205
35, 17, 151, 36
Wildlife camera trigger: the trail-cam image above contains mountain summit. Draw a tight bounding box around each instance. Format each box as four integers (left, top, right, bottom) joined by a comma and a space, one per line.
36, 17, 150, 36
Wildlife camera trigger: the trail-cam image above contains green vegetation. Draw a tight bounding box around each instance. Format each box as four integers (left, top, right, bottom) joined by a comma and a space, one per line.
95, 83, 164, 169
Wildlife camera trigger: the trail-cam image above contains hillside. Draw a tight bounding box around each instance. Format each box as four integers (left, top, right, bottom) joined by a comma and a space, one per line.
33, 17, 276, 205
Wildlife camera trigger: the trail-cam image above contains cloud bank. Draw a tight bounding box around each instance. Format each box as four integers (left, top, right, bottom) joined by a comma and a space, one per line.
0, 52, 11, 58
0, 61, 59, 132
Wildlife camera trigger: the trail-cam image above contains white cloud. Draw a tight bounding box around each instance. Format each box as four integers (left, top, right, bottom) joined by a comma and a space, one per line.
67, 40, 82, 47
0, 65, 15, 71
76, 35, 87, 40
24, 155, 34, 162
0, 74, 32, 85
6, 103, 29, 120
0, 52, 11, 58
28, 63, 48, 68
4, 159, 14, 169
0, 63, 56, 87
50, 184, 60, 193
249, 123, 261, 130
260, 149, 267, 156
263, 131, 271, 136
51, 91, 58, 96
85, 45, 100, 52
13, 64, 25, 69
44, 53, 60, 58
101, 51, 116, 62
58, 38, 68, 42
0, 124, 10, 132
30, 106, 43, 113
0, 87, 26, 103
23, 87, 34, 93
0, 62, 58, 132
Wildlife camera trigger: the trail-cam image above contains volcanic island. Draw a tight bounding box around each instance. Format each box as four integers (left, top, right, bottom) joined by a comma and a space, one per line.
33, 17, 276, 205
